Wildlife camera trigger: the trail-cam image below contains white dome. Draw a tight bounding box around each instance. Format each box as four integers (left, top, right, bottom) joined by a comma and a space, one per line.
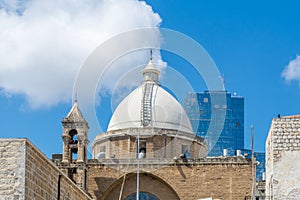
107, 84, 193, 133
108, 58, 193, 133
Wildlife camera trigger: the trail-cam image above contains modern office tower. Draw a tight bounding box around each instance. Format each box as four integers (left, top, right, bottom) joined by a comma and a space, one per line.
184, 91, 244, 156
241, 149, 266, 181
254, 152, 266, 181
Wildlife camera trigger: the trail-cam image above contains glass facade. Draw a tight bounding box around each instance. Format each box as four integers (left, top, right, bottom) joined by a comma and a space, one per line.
254, 152, 266, 181
184, 91, 244, 156
241, 149, 266, 181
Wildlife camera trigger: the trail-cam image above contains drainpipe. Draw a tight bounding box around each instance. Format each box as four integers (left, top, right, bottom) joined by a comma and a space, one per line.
57, 174, 62, 200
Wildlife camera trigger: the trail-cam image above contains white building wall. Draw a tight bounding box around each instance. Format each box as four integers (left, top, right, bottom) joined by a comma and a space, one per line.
266, 117, 300, 199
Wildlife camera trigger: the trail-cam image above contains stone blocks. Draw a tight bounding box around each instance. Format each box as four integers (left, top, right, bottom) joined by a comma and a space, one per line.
0, 139, 91, 200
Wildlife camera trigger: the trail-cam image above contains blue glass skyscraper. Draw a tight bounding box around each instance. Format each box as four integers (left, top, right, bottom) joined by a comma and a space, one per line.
241, 149, 266, 181
184, 91, 244, 156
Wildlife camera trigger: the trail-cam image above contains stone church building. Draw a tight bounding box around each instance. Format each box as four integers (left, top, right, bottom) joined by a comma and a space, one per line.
0, 58, 253, 200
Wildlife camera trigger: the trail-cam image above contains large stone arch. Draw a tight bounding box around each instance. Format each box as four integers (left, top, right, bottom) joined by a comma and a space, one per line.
101, 172, 180, 200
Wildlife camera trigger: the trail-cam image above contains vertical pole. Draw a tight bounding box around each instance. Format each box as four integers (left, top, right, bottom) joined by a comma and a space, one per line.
136, 128, 140, 200
251, 125, 255, 200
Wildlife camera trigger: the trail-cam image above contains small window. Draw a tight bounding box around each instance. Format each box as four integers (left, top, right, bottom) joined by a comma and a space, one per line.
100, 145, 106, 153
181, 145, 190, 158
203, 98, 208, 103
96, 147, 106, 159
138, 141, 146, 159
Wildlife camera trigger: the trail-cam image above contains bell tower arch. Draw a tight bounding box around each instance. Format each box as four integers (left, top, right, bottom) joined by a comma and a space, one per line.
61, 100, 89, 190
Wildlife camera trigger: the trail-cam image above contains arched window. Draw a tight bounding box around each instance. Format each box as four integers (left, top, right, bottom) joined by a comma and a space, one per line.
69, 129, 78, 144
125, 192, 159, 200
68, 129, 78, 160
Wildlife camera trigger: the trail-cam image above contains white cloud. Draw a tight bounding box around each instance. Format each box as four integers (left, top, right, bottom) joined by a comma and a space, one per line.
0, 0, 163, 108
282, 55, 300, 85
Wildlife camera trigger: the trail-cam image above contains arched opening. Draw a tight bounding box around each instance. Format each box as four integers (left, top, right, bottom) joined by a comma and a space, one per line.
137, 141, 147, 159
125, 192, 159, 200
69, 129, 78, 144
101, 172, 180, 200
68, 129, 78, 161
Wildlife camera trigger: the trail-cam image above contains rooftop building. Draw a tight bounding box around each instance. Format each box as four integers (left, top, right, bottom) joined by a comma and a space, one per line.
184, 91, 244, 156
266, 115, 300, 199
0, 56, 255, 200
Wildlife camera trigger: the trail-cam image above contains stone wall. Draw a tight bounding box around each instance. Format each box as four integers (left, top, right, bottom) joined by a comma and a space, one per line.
87, 157, 252, 200
0, 139, 26, 200
93, 133, 206, 160
0, 138, 91, 200
266, 116, 300, 199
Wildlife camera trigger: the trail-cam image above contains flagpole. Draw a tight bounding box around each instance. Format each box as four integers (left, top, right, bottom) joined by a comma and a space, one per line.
136, 127, 140, 200
251, 125, 255, 200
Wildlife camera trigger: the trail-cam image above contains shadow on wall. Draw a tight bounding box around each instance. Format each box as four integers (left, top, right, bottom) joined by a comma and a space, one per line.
93, 172, 180, 200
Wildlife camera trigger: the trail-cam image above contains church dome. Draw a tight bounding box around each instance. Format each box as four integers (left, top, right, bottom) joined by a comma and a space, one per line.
107, 59, 193, 133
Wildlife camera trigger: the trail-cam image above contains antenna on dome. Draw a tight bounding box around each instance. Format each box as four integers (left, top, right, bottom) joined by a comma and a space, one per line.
150, 49, 153, 61
74, 93, 78, 103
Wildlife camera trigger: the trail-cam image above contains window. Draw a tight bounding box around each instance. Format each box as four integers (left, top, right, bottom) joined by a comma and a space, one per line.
69, 129, 78, 144
100, 145, 106, 153
181, 145, 190, 158
95, 146, 106, 159
68, 129, 78, 161
125, 192, 159, 200
203, 97, 208, 103
138, 141, 146, 159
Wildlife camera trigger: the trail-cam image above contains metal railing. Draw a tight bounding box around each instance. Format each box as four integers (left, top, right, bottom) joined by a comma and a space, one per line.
141, 82, 154, 126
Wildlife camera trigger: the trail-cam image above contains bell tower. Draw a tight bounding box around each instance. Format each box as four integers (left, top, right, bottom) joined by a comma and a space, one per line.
60, 100, 89, 190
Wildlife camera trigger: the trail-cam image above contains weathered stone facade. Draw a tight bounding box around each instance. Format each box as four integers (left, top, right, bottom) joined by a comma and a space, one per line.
60, 101, 89, 191
0, 139, 91, 200
77, 57, 253, 199
0, 139, 26, 200
0, 138, 253, 200
266, 115, 300, 199
92, 128, 207, 160
87, 157, 252, 200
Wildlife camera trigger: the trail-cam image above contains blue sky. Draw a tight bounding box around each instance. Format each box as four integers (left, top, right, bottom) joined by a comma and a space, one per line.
1, 0, 300, 157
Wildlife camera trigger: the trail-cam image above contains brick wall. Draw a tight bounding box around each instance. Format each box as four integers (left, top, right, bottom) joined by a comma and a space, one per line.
0, 138, 91, 200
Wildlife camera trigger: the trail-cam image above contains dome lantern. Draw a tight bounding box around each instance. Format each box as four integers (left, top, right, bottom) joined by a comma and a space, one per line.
142, 53, 160, 84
